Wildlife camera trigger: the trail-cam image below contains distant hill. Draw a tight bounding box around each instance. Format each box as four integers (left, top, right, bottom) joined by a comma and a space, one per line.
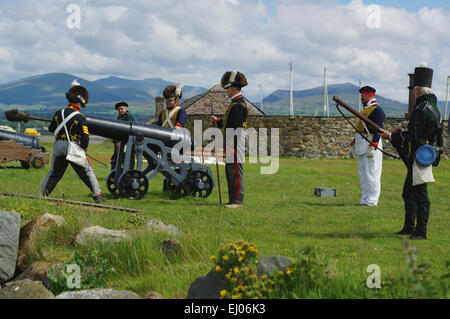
92, 76, 207, 100
0, 73, 154, 106
0, 73, 207, 122
259, 83, 411, 117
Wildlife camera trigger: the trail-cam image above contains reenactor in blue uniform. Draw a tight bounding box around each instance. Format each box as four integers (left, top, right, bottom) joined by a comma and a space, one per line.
380, 65, 443, 240
157, 83, 187, 191
157, 83, 187, 129
211, 71, 248, 208
39, 81, 105, 203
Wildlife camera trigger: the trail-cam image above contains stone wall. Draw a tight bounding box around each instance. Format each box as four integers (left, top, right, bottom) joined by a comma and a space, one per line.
184, 115, 449, 159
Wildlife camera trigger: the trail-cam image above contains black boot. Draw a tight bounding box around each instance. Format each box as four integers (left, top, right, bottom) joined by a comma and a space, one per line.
395, 210, 416, 235
93, 194, 106, 204
411, 214, 428, 240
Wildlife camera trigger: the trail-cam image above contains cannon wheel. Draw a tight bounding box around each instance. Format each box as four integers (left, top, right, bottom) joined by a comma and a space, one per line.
20, 160, 30, 169
118, 170, 149, 200
106, 169, 120, 198
182, 170, 213, 199
31, 156, 45, 169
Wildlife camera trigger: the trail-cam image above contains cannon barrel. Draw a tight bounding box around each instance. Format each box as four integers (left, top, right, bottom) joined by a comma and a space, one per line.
0, 129, 40, 149
86, 116, 191, 148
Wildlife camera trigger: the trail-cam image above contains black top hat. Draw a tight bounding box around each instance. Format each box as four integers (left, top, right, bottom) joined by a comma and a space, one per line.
115, 101, 128, 110
413, 66, 433, 88
359, 86, 376, 94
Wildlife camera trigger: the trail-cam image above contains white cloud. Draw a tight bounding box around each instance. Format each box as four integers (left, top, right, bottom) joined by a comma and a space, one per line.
0, 0, 449, 104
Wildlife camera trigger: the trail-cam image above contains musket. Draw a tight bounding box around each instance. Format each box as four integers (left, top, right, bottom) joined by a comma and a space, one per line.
5, 109, 51, 123
332, 96, 383, 133
210, 102, 223, 205
332, 96, 403, 161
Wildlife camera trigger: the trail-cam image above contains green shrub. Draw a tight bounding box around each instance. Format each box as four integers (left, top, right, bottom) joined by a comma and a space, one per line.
47, 249, 115, 295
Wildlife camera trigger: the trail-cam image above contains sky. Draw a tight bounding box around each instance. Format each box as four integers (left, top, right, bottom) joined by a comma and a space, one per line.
0, 0, 449, 104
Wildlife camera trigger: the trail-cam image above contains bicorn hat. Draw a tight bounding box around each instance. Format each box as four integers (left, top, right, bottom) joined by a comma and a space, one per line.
221, 70, 247, 89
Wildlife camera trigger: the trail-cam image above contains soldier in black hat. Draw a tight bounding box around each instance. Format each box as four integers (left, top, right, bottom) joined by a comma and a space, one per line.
111, 101, 134, 170
39, 80, 105, 203
210, 71, 248, 208
352, 86, 385, 206
380, 64, 443, 240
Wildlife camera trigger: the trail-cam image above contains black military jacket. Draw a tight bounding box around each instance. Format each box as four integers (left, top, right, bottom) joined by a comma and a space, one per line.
217, 96, 248, 130
118, 110, 134, 122
391, 94, 441, 155
48, 105, 89, 149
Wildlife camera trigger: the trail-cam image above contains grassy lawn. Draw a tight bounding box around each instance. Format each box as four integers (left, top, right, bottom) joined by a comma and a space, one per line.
1, 140, 449, 298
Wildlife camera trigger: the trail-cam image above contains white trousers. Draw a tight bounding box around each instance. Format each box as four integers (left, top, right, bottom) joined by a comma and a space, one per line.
357, 140, 383, 206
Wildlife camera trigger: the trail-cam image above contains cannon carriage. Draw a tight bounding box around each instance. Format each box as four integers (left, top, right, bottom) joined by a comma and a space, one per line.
85, 116, 215, 200
0, 128, 49, 169
4, 109, 215, 200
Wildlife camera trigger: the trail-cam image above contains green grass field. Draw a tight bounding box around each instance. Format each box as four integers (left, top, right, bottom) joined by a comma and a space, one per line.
1, 140, 449, 298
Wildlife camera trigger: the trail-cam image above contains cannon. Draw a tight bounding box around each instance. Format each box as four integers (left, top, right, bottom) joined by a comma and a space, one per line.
86, 116, 215, 200
4, 109, 215, 200
0, 129, 49, 168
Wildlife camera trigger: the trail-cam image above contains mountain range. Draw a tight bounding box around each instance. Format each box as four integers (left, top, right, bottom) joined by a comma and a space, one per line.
0, 73, 446, 120
259, 83, 412, 118
0, 73, 207, 121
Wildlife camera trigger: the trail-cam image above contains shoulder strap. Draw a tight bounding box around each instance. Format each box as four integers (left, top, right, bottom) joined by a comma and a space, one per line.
54, 109, 79, 139
425, 102, 441, 123
162, 106, 180, 128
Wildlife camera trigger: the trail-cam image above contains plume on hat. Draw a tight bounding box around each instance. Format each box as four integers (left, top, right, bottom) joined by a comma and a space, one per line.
71, 79, 81, 87
175, 82, 184, 98
221, 70, 247, 89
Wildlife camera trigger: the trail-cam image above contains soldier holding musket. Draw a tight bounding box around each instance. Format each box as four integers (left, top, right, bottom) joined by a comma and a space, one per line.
379, 65, 443, 240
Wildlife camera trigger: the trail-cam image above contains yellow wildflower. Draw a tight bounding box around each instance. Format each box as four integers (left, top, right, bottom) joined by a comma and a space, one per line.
215, 265, 222, 272
222, 255, 229, 261
220, 290, 227, 297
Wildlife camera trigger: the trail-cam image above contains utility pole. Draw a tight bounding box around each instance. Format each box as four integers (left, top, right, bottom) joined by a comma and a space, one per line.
289, 62, 294, 117
445, 76, 449, 121
259, 84, 263, 111
358, 80, 362, 112
323, 67, 329, 117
